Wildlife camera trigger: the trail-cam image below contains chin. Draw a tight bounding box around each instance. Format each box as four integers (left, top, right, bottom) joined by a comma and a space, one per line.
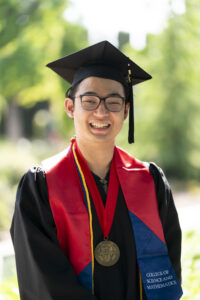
90, 133, 115, 143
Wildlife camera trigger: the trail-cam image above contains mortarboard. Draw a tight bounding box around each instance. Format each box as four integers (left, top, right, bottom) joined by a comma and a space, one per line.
46, 41, 152, 143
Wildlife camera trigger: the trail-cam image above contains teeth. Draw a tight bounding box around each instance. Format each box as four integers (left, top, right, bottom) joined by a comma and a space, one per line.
90, 123, 110, 128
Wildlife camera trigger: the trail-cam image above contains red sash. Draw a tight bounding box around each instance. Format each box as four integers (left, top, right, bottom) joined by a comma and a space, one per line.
42, 142, 182, 299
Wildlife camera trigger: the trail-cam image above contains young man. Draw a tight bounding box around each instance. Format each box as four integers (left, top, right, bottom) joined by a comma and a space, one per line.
11, 41, 183, 300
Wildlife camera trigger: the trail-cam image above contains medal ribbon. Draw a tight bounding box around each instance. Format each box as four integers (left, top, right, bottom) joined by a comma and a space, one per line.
71, 138, 143, 298
73, 139, 119, 239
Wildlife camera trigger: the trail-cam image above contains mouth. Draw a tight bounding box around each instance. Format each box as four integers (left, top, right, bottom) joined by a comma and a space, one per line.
89, 122, 111, 129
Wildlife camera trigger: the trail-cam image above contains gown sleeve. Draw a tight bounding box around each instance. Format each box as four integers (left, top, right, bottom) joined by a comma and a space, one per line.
10, 167, 97, 300
149, 163, 182, 283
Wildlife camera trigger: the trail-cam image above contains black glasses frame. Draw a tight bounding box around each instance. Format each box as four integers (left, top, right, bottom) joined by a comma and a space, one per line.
73, 93, 125, 112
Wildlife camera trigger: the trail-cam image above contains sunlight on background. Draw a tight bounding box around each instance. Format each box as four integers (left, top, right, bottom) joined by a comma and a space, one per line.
64, 0, 186, 49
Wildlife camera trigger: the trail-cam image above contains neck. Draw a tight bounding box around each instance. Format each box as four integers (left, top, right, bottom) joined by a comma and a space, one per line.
76, 138, 115, 178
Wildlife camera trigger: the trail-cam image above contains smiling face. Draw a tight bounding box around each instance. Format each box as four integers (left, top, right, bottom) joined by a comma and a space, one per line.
65, 76, 129, 146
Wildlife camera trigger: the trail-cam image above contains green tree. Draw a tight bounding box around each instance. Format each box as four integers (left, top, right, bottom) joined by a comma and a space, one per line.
0, 0, 88, 137
154, 0, 200, 179
121, 0, 200, 179
0, 0, 89, 230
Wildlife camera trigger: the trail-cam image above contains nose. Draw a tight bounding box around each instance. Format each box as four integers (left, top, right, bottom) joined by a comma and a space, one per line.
94, 100, 109, 115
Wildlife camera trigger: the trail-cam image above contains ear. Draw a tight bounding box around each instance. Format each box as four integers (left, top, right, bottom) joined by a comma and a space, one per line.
124, 103, 130, 120
65, 98, 74, 118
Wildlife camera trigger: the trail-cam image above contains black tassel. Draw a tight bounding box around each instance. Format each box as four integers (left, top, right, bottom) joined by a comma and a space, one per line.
128, 83, 134, 143
127, 62, 134, 144
128, 83, 134, 144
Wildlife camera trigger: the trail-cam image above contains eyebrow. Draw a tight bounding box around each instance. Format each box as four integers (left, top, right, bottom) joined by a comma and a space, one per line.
80, 91, 124, 97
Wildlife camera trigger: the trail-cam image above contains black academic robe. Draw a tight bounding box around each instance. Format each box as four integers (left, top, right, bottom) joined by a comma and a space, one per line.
10, 163, 182, 300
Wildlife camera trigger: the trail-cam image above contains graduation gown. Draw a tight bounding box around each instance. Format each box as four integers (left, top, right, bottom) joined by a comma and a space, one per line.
10, 160, 182, 300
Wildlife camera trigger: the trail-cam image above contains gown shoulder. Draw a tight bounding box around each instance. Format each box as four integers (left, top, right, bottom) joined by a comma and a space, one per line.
148, 162, 182, 283
10, 167, 97, 300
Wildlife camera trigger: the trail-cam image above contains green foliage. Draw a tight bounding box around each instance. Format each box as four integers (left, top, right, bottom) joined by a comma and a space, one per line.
119, 0, 200, 179
0, 138, 68, 230
118, 32, 130, 50
1, 0, 200, 179
0, 0, 88, 135
0, 139, 34, 230
0, 0, 66, 99
182, 230, 200, 299
154, 1, 200, 179
0, 278, 19, 300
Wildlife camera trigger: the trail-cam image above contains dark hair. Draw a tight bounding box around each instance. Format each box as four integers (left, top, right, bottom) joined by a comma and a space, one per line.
65, 83, 80, 99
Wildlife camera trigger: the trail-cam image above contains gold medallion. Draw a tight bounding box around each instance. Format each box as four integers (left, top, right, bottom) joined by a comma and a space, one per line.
94, 240, 120, 267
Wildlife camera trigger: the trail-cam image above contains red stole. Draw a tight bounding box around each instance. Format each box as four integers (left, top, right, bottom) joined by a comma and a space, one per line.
42, 143, 182, 299
42, 144, 164, 273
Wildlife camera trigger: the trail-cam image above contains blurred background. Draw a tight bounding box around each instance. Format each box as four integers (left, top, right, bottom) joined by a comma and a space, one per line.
0, 0, 199, 298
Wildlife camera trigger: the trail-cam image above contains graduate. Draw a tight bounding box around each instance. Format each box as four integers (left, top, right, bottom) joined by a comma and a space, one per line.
11, 41, 183, 300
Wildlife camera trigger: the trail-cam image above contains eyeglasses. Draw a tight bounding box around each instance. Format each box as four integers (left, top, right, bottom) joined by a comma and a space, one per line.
73, 94, 125, 112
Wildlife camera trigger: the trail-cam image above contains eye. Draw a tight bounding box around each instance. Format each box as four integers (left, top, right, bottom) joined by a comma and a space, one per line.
109, 101, 121, 105
82, 95, 98, 102
84, 99, 96, 104
105, 97, 124, 112
81, 95, 99, 110
107, 97, 123, 105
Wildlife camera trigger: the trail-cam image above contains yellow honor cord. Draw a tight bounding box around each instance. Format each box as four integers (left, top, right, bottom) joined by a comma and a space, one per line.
139, 271, 143, 300
72, 143, 94, 294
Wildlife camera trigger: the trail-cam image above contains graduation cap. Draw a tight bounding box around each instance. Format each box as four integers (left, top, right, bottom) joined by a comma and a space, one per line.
46, 40, 152, 143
